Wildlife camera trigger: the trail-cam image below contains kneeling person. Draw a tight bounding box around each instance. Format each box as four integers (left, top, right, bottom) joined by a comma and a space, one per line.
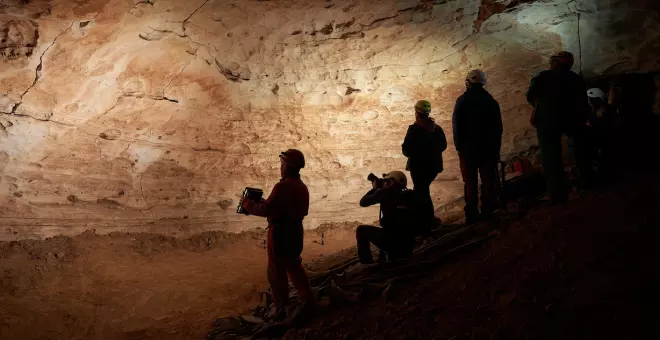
356, 171, 419, 264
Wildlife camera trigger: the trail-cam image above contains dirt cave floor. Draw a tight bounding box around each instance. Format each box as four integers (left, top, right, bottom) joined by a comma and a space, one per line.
0, 221, 361, 340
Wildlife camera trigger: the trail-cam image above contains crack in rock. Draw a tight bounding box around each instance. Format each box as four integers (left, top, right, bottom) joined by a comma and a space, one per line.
95, 93, 179, 122
139, 174, 150, 209
359, 5, 419, 28
345, 86, 361, 95
191, 146, 222, 152
161, 52, 198, 98
291, 5, 423, 47
181, 0, 211, 41
337, 40, 473, 73
132, 0, 154, 10
214, 59, 251, 82
6, 21, 74, 116
145, 25, 186, 38
8, 113, 75, 126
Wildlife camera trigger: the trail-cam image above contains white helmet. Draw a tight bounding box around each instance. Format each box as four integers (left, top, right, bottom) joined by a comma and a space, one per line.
383, 171, 407, 188
587, 88, 607, 101
466, 69, 487, 85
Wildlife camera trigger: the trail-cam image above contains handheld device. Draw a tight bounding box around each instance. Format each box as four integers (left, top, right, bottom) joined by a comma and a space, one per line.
236, 187, 264, 215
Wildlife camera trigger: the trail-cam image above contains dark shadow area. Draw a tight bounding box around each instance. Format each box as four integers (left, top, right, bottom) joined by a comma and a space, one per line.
207, 72, 660, 340
587, 72, 660, 169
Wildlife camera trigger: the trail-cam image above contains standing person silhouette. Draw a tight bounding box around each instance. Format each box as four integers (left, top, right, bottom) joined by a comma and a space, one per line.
452, 70, 503, 224
402, 100, 448, 234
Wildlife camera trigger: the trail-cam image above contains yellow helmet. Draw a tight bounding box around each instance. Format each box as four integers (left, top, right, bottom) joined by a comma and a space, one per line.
414, 100, 431, 114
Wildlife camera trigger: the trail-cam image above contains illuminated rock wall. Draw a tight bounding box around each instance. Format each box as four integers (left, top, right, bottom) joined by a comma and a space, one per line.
1, 0, 659, 239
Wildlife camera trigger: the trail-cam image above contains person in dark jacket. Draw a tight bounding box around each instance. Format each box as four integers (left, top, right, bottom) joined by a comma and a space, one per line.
240, 149, 314, 320
452, 69, 503, 223
526, 51, 591, 204
401, 100, 448, 233
355, 171, 418, 264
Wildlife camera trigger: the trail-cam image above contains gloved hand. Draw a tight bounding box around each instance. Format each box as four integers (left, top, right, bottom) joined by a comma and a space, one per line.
240, 197, 251, 214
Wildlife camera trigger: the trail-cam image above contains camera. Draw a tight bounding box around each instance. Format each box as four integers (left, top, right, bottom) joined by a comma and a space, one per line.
236, 187, 264, 215
367, 173, 386, 189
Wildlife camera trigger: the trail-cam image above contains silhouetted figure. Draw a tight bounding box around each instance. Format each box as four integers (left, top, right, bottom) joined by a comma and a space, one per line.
526, 51, 592, 204
356, 171, 418, 264
240, 149, 314, 320
452, 70, 503, 223
402, 100, 447, 232
586, 87, 617, 180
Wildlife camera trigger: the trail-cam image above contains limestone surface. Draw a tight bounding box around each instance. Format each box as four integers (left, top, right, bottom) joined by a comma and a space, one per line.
1, 0, 659, 239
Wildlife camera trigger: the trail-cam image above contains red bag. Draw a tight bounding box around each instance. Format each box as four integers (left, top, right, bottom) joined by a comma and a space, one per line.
513, 158, 534, 173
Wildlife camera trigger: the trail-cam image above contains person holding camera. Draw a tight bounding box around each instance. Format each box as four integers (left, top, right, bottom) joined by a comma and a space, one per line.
239, 149, 314, 320
402, 100, 448, 234
356, 171, 419, 264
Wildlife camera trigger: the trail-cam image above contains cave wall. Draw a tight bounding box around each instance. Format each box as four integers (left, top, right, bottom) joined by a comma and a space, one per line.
1, 0, 659, 239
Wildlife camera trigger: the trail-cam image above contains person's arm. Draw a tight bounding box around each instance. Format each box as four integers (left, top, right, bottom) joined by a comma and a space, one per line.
359, 187, 390, 207
401, 125, 417, 158
436, 124, 448, 152
527, 74, 543, 127
493, 99, 503, 158
452, 97, 462, 152
526, 74, 541, 107
241, 182, 284, 217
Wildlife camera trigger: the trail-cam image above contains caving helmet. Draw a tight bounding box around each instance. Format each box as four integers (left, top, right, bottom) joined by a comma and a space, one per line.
383, 170, 408, 188
550, 51, 575, 69
280, 149, 305, 169
587, 88, 607, 101
414, 100, 431, 115
466, 69, 487, 85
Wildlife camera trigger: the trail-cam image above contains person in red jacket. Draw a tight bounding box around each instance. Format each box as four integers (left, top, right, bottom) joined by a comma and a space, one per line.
240, 149, 314, 320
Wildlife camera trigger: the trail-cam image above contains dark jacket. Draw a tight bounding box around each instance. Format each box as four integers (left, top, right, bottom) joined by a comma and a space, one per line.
402, 122, 448, 173
526, 68, 589, 134
452, 85, 503, 160
244, 175, 309, 257
359, 187, 419, 242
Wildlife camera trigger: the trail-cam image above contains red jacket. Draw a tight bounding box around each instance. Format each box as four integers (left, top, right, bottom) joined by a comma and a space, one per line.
245, 176, 309, 258
245, 176, 309, 225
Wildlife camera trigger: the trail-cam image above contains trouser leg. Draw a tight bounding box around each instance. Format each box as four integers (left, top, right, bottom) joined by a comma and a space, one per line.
570, 129, 594, 190
410, 169, 438, 234
355, 225, 387, 264
537, 128, 568, 204
459, 154, 479, 219
285, 259, 314, 303
479, 159, 498, 215
267, 228, 290, 312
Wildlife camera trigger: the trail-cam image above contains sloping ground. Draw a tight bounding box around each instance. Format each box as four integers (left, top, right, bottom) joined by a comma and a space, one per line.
279, 172, 660, 340
208, 155, 660, 340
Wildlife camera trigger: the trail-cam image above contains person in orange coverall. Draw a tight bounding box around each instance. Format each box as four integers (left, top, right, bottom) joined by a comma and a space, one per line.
240, 149, 314, 320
